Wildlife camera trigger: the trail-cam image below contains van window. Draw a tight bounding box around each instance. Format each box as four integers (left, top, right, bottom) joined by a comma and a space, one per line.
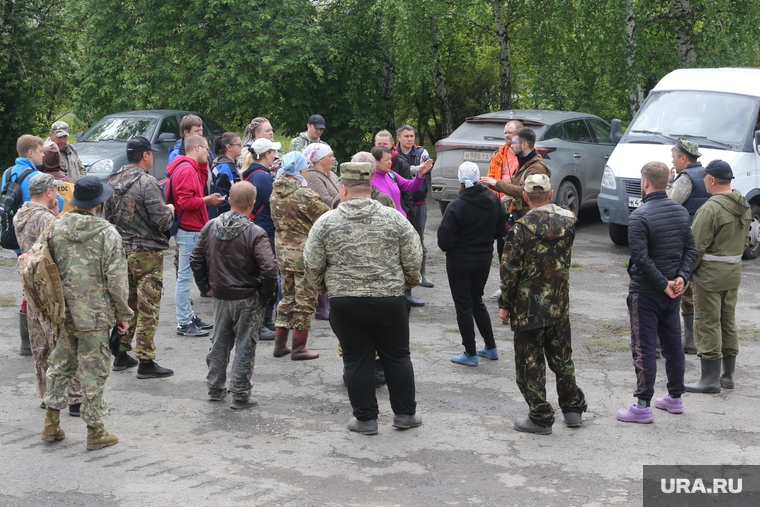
628, 91, 756, 146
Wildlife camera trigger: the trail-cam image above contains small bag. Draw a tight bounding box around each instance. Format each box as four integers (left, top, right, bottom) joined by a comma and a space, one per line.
109, 327, 124, 356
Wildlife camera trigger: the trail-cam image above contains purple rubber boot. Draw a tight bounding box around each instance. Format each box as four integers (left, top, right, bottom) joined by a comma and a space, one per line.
616, 403, 654, 424
654, 394, 683, 414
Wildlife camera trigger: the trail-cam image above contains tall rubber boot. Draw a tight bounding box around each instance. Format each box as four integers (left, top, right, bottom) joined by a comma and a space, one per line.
404, 288, 424, 307
682, 313, 696, 354
273, 327, 291, 357
86, 423, 118, 451
41, 408, 65, 441
291, 330, 319, 360
419, 255, 434, 288
720, 356, 736, 389
685, 358, 722, 393
19, 311, 31, 356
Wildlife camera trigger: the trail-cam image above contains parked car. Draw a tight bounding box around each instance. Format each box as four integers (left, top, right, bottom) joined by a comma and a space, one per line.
75, 110, 226, 181
430, 110, 617, 215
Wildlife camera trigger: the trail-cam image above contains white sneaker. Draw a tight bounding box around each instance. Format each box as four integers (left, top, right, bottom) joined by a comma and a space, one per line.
489, 289, 501, 300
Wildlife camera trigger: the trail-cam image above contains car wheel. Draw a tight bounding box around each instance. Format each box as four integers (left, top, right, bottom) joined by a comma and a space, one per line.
556, 180, 579, 215
439, 200, 449, 214
743, 203, 760, 259
609, 223, 629, 246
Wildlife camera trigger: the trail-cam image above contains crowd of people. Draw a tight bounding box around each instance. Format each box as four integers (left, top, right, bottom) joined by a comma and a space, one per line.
2, 113, 750, 448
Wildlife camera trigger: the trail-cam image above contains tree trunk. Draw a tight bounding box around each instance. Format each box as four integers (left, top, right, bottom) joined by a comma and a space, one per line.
625, 0, 644, 116
429, 17, 454, 138
493, 0, 512, 110
672, 0, 696, 66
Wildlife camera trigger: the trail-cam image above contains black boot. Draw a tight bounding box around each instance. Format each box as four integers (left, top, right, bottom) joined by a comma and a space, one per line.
685, 358, 721, 393
404, 288, 424, 307
136, 361, 174, 379
112, 351, 138, 371
720, 356, 736, 389
682, 313, 696, 354
19, 311, 31, 356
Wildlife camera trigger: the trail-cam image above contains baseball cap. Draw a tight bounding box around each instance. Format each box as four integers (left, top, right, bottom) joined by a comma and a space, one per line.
251, 138, 282, 156
50, 121, 70, 138
308, 114, 326, 129
339, 162, 372, 181
126, 135, 159, 154
696, 159, 734, 180
676, 137, 701, 158
524, 174, 551, 193
28, 173, 63, 195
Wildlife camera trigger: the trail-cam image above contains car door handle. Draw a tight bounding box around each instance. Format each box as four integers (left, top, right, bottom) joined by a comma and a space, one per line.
604, 155, 610, 160
573, 153, 581, 158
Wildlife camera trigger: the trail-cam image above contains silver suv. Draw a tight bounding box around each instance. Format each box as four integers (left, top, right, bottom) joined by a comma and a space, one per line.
430, 110, 617, 214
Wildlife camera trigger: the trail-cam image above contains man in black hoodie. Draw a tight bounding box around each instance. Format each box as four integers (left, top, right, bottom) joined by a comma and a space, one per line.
438, 162, 507, 367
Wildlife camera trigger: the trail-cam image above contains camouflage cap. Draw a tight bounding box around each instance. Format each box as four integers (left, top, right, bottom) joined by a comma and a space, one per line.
340, 162, 372, 181
676, 137, 701, 158
524, 173, 551, 193
50, 121, 70, 138
29, 173, 63, 195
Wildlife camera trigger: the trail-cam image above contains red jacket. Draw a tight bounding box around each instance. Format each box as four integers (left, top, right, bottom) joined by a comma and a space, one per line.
166, 155, 209, 232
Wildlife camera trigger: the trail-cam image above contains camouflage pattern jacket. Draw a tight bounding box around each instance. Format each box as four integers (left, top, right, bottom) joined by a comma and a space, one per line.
104, 165, 174, 251
304, 197, 422, 298
270, 176, 330, 272
58, 143, 85, 181
13, 201, 57, 253
48, 210, 134, 331
288, 133, 338, 172
499, 203, 575, 331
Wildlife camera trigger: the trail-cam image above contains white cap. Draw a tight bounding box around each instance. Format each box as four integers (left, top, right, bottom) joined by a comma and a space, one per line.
251, 138, 282, 156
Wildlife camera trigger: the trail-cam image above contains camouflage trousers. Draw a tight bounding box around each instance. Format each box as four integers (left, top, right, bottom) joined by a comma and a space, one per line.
680, 282, 694, 314
44, 322, 111, 426
513, 318, 587, 427
122, 251, 164, 361
206, 294, 263, 401
27, 302, 82, 403
276, 269, 317, 331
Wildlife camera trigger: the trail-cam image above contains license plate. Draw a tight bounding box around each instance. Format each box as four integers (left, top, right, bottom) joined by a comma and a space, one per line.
628, 196, 642, 208
462, 151, 491, 162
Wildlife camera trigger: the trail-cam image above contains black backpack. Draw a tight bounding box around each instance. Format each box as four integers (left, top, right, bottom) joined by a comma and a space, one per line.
0, 167, 36, 250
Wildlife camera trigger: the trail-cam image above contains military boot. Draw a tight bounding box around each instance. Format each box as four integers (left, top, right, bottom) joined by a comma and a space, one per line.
86, 424, 118, 451
291, 330, 319, 360
41, 408, 65, 442
720, 356, 736, 390
419, 254, 434, 288
19, 311, 31, 356
685, 358, 721, 393
682, 312, 696, 354
273, 327, 291, 357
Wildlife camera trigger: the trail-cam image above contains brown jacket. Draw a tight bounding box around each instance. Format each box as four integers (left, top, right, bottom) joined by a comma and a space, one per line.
190, 211, 278, 301
490, 151, 551, 216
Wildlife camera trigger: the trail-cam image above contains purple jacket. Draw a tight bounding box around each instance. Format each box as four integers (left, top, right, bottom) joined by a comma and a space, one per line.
371, 170, 424, 218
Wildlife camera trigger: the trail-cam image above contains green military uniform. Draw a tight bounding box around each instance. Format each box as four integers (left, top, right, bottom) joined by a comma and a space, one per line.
500, 203, 586, 428
691, 190, 751, 361
44, 210, 133, 426
270, 176, 329, 331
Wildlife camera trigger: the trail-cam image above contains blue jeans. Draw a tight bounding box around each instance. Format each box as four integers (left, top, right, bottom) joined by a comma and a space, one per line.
175, 229, 200, 326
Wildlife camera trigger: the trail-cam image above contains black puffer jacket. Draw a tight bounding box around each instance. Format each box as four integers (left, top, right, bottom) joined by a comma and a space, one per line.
627, 191, 697, 294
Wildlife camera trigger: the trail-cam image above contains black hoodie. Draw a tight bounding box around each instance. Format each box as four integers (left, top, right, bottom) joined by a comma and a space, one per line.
437, 184, 507, 260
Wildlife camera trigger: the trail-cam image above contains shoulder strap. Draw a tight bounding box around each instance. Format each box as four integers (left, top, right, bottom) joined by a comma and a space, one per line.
166, 163, 193, 205
388, 171, 398, 184
18, 168, 36, 181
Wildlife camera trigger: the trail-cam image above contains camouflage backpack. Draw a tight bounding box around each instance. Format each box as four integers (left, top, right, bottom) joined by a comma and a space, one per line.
17, 225, 66, 340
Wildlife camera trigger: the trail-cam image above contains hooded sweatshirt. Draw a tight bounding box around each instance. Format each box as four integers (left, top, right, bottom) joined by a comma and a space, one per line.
304, 197, 423, 298
47, 210, 133, 331
691, 189, 751, 291
165, 155, 209, 232
13, 201, 57, 253
437, 184, 507, 261
499, 203, 576, 331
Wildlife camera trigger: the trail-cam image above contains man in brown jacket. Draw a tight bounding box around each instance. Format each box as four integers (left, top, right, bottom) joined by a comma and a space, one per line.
480, 127, 551, 219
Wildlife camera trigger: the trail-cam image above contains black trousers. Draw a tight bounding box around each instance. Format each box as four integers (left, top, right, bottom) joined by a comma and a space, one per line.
446, 257, 496, 356
330, 296, 416, 421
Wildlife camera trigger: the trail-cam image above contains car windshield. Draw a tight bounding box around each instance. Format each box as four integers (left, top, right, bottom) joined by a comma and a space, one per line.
628, 91, 756, 147
80, 117, 157, 142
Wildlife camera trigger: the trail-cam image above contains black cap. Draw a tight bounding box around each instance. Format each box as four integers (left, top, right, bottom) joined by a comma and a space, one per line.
69, 176, 113, 208
126, 135, 159, 154
308, 114, 326, 129
696, 159, 734, 180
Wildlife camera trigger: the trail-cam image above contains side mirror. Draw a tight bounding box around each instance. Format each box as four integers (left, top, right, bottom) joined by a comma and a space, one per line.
158, 132, 177, 143
75, 132, 84, 142
755, 130, 760, 156
611, 119, 623, 144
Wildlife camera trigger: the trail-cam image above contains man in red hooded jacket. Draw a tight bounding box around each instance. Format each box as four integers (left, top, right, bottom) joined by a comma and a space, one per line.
165, 135, 224, 336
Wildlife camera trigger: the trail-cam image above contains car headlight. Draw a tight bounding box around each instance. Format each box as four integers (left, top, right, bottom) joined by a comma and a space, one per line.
601, 166, 616, 191
88, 158, 114, 173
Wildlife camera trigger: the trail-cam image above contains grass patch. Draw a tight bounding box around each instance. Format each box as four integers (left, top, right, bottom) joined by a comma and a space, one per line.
0, 259, 16, 267
570, 262, 582, 268
587, 339, 629, 351
738, 328, 760, 342
444, 328, 460, 333
623, 260, 629, 268
0, 296, 17, 307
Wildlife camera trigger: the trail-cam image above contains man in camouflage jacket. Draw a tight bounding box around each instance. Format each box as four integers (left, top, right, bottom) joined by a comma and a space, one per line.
104, 136, 175, 379
42, 176, 133, 451
48, 121, 85, 181
14, 174, 82, 414
499, 174, 586, 435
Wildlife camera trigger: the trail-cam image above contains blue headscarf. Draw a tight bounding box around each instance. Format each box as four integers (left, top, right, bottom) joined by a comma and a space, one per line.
276, 152, 309, 186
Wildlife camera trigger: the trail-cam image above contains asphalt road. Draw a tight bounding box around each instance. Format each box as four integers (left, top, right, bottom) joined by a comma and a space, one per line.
1, 205, 759, 507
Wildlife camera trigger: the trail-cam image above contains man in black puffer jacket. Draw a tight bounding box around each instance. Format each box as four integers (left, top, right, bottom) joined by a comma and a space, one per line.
617, 161, 697, 425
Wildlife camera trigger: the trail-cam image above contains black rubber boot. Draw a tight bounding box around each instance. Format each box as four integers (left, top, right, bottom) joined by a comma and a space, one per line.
720, 356, 736, 389
685, 358, 721, 393
682, 313, 696, 354
404, 288, 424, 307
